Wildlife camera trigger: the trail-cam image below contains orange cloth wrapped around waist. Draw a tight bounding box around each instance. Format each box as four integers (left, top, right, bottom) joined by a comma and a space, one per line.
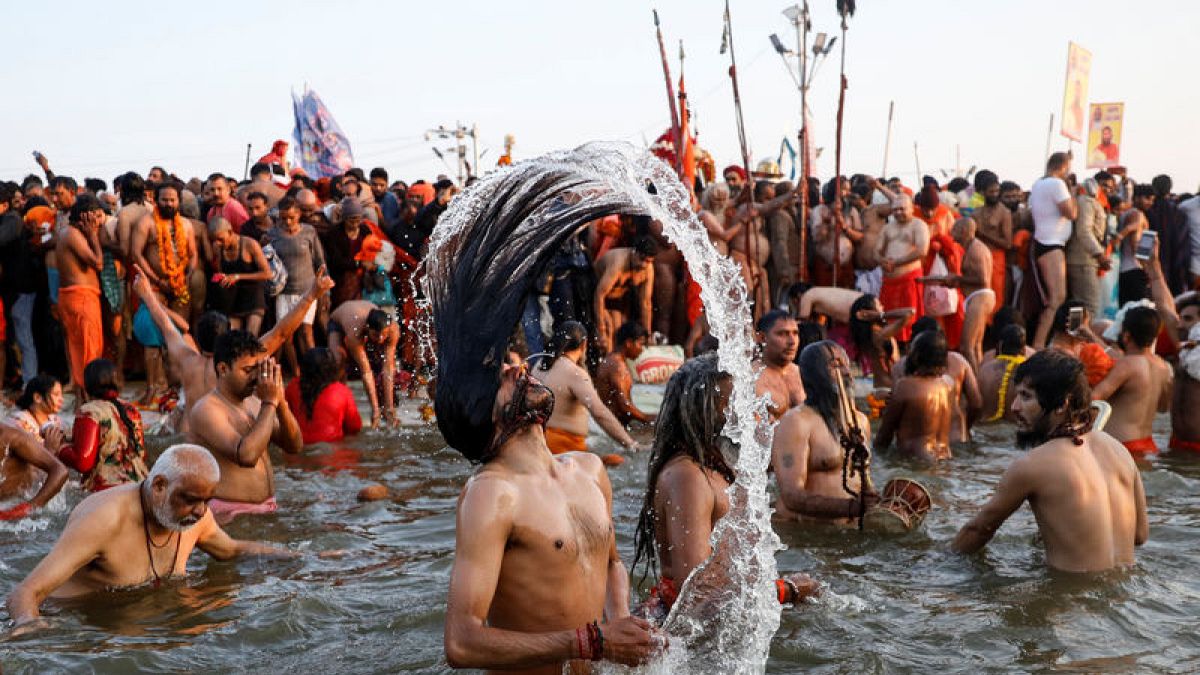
58, 285, 104, 389
1122, 437, 1159, 456
544, 426, 587, 455
880, 268, 923, 341
1170, 435, 1200, 453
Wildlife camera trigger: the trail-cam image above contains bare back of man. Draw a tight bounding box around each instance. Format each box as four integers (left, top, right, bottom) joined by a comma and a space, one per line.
1093, 353, 1173, 449
875, 375, 953, 461
797, 287, 862, 324
593, 248, 653, 351
541, 356, 636, 449
892, 351, 981, 444
856, 203, 890, 270
0, 425, 68, 510
955, 432, 1147, 572
595, 353, 651, 426
771, 405, 870, 524
977, 356, 1020, 423
652, 455, 729, 580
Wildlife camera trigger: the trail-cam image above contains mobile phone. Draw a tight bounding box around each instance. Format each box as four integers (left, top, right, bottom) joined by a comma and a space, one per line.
1067, 306, 1084, 334
1134, 230, 1157, 261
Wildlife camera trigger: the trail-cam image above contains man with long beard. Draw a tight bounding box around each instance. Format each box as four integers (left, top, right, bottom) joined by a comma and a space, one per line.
953, 350, 1148, 572
6, 445, 293, 631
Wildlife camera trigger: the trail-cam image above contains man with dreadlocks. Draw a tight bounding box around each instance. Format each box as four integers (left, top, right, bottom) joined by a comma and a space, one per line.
875, 330, 954, 461
771, 342, 879, 524
632, 354, 817, 622
953, 350, 1148, 572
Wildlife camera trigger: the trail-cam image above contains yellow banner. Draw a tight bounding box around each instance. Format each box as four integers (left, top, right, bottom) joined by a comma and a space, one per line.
1086, 103, 1124, 169
1060, 42, 1092, 142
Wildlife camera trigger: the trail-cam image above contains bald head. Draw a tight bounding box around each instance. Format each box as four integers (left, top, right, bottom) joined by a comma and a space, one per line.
207, 216, 233, 237
951, 216, 977, 244
892, 193, 914, 222
296, 188, 318, 210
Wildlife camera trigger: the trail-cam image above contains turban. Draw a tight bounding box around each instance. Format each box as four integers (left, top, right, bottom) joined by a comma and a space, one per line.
722, 165, 747, 181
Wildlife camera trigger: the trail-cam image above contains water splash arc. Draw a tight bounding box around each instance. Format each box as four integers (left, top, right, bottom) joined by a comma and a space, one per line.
423, 141, 781, 673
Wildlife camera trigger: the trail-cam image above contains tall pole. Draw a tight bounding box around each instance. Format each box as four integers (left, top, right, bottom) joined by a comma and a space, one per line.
653, 10, 683, 177
830, 6, 850, 289
1044, 113, 1055, 167
913, 141, 922, 179
795, 3, 810, 283
724, 0, 759, 308
881, 100, 894, 177
471, 124, 479, 179
243, 143, 252, 181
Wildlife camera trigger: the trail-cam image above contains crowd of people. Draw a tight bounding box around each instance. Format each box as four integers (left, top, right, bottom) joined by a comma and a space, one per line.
0, 144, 1198, 671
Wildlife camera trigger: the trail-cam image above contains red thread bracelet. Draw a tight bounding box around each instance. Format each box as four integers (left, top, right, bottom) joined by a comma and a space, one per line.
776, 579, 789, 604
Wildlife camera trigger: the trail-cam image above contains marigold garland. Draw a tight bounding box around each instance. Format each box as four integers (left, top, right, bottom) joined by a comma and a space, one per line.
153, 211, 191, 306
986, 354, 1026, 422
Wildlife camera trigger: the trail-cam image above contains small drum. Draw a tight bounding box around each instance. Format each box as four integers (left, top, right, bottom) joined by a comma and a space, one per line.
864, 478, 932, 533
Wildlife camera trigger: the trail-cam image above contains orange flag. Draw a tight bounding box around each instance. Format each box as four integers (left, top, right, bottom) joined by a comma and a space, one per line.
679, 73, 697, 190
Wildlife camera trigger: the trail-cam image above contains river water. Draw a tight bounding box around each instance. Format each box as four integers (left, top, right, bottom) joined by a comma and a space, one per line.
1, 400, 1194, 673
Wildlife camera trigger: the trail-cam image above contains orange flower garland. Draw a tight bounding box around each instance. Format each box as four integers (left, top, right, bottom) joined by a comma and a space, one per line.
153, 211, 191, 306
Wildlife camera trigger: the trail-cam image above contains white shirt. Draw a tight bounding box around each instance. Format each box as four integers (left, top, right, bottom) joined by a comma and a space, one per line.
1029, 176, 1072, 246
1181, 195, 1200, 275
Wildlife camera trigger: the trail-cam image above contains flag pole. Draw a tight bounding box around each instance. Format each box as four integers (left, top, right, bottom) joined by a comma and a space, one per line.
723, 0, 761, 308
653, 10, 683, 177
881, 100, 894, 179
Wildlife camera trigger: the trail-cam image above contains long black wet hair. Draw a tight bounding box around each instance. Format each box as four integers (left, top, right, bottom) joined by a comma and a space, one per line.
424, 151, 654, 463
848, 294, 879, 356
632, 353, 735, 584
798, 340, 853, 438
537, 320, 587, 371
298, 347, 341, 419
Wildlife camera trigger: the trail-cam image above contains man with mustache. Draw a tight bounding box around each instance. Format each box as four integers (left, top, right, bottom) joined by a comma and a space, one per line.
6, 444, 293, 631
953, 350, 1148, 572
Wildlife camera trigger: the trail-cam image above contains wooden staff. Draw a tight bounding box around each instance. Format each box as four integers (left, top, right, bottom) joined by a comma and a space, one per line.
723, 0, 761, 307
653, 10, 683, 177
831, 1, 854, 289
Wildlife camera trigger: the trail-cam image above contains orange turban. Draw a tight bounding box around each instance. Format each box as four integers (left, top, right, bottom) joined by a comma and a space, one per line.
407, 183, 435, 206
24, 205, 55, 228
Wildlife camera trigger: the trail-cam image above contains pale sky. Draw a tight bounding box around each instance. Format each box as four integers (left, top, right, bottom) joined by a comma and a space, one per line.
2, 0, 1197, 192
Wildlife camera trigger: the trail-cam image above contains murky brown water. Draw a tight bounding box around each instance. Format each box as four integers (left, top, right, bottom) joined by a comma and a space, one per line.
1, 400, 1196, 673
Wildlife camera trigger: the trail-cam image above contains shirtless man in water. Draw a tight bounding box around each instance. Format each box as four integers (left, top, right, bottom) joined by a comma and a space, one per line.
6, 445, 293, 630
754, 310, 805, 421
876, 330, 953, 461
537, 321, 638, 455
187, 333, 303, 521
772, 341, 879, 524
442, 361, 660, 672
892, 319, 981, 444
0, 425, 68, 521
594, 237, 655, 353
327, 300, 400, 428
594, 322, 655, 426
954, 350, 1148, 572
132, 265, 333, 433
977, 325, 1027, 424
1091, 306, 1172, 456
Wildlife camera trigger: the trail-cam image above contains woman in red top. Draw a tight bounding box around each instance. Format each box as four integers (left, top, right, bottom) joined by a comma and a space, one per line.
285, 347, 362, 444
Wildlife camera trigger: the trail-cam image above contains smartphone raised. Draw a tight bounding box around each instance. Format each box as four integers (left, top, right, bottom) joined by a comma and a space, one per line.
1135, 230, 1157, 262
1067, 306, 1084, 334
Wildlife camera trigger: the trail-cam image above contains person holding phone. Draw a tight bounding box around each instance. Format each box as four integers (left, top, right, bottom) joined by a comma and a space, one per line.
1114, 209, 1152, 305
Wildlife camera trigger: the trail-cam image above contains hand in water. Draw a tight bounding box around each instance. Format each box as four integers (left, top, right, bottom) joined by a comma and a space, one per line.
9, 617, 52, 638
255, 358, 285, 406
600, 615, 665, 666
369, 409, 381, 430
782, 573, 821, 603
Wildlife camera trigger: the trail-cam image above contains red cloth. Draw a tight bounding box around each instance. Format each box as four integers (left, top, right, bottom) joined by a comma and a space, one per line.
1170, 435, 1200, 452
57, 415, 102, 474
649, 576, 679, 612
1123, 437, 1159, 456
880, 268, 923, 341
285, 379, 362, 444
208, 200, 249, 231
683, 263, 704, 326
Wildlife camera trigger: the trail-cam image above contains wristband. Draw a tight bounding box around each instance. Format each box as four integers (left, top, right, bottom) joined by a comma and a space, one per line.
776, 579, 788, 604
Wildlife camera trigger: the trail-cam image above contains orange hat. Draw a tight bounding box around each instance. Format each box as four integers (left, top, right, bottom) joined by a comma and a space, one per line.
407, 182, 435, 206
24, 205, 55, 227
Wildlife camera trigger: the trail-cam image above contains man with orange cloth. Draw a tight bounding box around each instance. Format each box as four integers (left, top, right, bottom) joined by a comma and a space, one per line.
55, 194, 107, 398
874, 193, 929, 341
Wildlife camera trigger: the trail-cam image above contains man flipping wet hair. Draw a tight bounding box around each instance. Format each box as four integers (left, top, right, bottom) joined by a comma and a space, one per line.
953, 350, 1148, 572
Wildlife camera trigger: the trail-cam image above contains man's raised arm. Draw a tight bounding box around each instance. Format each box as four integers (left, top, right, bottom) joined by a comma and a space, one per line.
132, 265, 195, 359
260, 265, 334, 354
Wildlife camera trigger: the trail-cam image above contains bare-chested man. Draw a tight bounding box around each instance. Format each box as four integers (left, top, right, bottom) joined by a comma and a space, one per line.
954, 350, 1148, 572
187, 333, 303, 521
876, 330, 953, 462
811, 178, 862, 288
1029, 153, 1078, 348
729, 182, 795, 317
971, 174, 1013, 307
132, 264, 333, 433
854, 180, 893, 278
0, 424, 68, 521
130, 183, 198, 403
791, 284, 863, 325
1168, 295, 1200, 452
536, 321, 638, 455
1091, 306, 1173, 457
327, 300, 400, 428
754, 310, 805, 421
921, 217, 996, 372
772, 341, 879, 524
55, 195, 107, 398
875, 193, 930, 342
699, 183, 742, 257
441, 361, 659, 672
594, 236, 656, 353
594, 322, 655, 426
977, 325, 1027, 424
631, 354, 817, 622
6, 445, 294, 631
891, 319, 982, 444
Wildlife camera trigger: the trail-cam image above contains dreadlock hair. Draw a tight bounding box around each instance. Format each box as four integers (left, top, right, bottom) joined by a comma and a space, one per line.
632, 353, 734, 584
905, 329, 949, 376
538, 320, 588, 371
1012, 350, 1094, 445
298, 348, 342, 419
424, 146, 660, 462
798, 341, 853, 438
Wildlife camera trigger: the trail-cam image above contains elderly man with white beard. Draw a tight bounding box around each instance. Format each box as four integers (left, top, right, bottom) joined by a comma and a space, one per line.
6, 444, 295, 632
